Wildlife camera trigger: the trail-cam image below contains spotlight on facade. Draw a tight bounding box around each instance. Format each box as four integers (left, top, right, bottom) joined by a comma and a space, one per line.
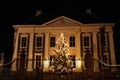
44, 58, 49, 70
77, 59, 81, 66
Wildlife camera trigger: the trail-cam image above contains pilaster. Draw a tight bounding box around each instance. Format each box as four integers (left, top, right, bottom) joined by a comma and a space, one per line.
43, 32, 49, 72
92, 32, 100, 72
109, 31, 117, 71
27, 32, 34, 71
75, 32, 82, 72
11, 29, 19, 71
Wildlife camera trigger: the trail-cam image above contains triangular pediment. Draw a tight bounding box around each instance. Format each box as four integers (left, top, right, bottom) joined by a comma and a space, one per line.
42, 16, 83, 26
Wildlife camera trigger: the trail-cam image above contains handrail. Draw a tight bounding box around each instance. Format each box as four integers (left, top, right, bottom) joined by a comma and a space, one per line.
1, 58, 120, 68
0, 59, 16, 67
94, 58, 120, 67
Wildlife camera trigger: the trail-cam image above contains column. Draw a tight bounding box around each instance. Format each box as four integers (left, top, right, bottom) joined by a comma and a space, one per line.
11, 29, 19, 71
92, 32, 100, 72
27, 33, 34, 71
109, 31, 117, 71
43, 32, 49, 72
75, 32, 82, 72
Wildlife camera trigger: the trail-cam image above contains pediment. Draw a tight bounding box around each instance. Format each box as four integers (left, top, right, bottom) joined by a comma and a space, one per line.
42, 16, 83, 26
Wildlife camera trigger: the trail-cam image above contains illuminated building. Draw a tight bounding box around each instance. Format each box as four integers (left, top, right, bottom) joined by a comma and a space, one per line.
11, 16, 116, 72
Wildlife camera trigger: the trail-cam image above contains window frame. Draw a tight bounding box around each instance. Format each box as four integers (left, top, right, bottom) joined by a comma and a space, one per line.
81, 33, 92, 52
50, 36, 56, 47
34, 54, 42, 69
69, 36, 75, 47
18, 33, 29, 53
34, 33, 44, 53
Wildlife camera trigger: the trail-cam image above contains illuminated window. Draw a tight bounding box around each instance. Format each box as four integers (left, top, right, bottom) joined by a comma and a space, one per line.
70, 36, 75, 47
50, 37, 55, 47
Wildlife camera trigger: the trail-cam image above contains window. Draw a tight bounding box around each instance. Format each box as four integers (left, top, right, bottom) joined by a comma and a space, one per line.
21, 37, 27, 47
81, 33, 92, 52
34, 34, 44, 53
83, 36, 89, 47
50, 37, 55, 47
98, 33, 109, 52
18, 33, 29, 53
98, 32, 110, 70
34, 54, 42, 69
36, 37, 42, 47
69, 55, 76, 68
103, 55, 107, 63
50, 56, 55, 66
102, 53, 110, 69
70, 36, 75, 47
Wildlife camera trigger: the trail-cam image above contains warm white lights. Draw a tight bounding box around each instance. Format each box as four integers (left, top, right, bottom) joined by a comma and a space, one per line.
77, 59, 82, 68
44, 59, 49, 68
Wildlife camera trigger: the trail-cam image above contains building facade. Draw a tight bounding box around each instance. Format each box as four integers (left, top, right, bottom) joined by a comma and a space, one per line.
11, 16, 116, 72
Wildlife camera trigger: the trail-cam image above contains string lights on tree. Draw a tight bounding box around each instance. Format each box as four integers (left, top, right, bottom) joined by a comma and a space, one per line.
49, 32, 74, 75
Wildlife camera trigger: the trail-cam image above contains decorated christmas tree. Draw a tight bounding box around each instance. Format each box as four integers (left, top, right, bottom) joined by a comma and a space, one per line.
49, 32, 74, 74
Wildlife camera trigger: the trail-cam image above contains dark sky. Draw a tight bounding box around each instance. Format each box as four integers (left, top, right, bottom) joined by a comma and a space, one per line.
0, 0, 120, 63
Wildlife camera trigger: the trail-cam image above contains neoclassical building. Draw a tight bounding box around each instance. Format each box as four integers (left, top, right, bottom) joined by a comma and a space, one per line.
11, 16, 116, 72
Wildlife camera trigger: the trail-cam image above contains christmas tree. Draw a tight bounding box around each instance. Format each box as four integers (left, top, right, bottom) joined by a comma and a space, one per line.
49, 32, 74, 74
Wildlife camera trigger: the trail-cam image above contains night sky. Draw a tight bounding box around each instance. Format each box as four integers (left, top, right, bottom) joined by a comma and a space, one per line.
0, 0, 120, 63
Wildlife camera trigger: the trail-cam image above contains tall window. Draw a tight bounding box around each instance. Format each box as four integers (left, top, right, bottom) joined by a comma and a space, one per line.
34, 54, 42, 69
21, 37, 27, 47
18, 33, 29, 53
98, 33, 110, 70
83, 36, 89, 47
98, 33, 109, 52
70, 36, 75, 47
17, 33, 29, 70
50, 37, 55, 47
34, 34, 44, 53
37, 37, 42, 47
81, 33, 91, 52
